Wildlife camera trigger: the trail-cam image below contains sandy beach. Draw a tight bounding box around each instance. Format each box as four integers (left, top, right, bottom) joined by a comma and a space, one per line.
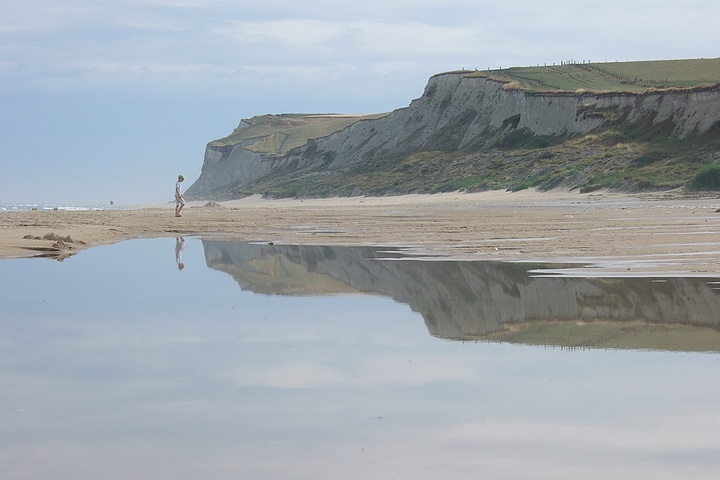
2, 189, 720, 276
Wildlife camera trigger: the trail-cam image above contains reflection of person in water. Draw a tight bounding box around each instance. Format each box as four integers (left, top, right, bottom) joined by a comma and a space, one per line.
175, 236, 185, 270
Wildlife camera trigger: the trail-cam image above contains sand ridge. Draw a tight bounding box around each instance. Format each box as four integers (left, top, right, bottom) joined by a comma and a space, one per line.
2, 189, 719, 276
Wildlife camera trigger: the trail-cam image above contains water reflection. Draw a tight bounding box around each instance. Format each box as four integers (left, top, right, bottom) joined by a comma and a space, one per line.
2, 238, 720, 479
175, 235, 185, 270
202, 240, 720, 351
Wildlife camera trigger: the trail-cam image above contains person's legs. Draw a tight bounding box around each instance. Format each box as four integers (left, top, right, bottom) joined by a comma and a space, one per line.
175, 196, 185, 216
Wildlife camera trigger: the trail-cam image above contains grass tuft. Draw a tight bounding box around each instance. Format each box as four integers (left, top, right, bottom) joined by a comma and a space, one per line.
688, 162, 720, 191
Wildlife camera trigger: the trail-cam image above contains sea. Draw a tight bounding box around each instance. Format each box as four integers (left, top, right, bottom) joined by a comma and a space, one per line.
0, 202, 129, 212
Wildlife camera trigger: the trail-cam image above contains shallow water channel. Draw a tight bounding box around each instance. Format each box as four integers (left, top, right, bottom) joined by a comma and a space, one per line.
2, 237, 720, 479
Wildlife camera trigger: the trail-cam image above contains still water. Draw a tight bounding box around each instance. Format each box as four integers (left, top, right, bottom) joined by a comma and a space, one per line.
1, 237, 719, 479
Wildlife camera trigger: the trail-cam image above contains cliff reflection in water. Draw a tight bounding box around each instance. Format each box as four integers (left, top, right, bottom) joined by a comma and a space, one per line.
202, 240, 720, 351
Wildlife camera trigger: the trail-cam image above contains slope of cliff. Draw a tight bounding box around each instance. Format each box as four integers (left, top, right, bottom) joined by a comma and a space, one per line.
187, 113, 388, 199
186, 59, 720, 199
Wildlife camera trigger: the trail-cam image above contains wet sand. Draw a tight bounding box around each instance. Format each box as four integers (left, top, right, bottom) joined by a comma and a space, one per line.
2, 189, 720, 276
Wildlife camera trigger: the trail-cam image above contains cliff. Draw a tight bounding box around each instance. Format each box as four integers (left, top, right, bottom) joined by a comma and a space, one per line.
187, 66, 720, 199
187, 113, 387, 198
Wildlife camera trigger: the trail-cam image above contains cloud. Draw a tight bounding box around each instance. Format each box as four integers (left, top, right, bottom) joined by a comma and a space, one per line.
216, 19, 487, 55
216, 19, 349, 48
353, 21, 488, 55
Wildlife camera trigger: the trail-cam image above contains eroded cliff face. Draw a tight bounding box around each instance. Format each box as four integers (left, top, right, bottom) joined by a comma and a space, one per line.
186, 73, 720, 199
188, 140, 273, 200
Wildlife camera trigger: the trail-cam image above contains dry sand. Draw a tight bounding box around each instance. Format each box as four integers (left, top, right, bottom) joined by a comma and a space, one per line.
2, 189, 720, 276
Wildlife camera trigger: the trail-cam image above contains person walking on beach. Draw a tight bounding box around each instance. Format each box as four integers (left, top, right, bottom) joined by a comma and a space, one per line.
175, 175, 186, 217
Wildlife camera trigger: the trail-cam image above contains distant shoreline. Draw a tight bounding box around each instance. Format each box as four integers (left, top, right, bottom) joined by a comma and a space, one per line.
0, 203, 130, 212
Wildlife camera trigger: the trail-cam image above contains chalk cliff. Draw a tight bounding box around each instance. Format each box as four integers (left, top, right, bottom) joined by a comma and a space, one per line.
187, 72, 720, 199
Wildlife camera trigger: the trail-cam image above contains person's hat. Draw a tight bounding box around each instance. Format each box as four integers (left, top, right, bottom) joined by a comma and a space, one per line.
178, 175, 184, 180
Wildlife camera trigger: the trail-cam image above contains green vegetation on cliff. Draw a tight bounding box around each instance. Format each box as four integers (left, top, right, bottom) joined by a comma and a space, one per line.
468, 57, 720, 93
209, 113, 388, 156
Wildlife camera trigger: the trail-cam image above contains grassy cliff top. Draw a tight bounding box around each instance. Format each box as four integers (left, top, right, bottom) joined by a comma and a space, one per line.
464, 57, 720, 93
209, 113, 388, 154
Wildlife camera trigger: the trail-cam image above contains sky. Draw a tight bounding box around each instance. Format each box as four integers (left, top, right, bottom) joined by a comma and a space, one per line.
1, 0, 718, 205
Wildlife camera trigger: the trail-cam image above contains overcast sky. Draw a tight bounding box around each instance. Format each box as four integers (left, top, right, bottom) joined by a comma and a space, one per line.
1, 0, 718, 205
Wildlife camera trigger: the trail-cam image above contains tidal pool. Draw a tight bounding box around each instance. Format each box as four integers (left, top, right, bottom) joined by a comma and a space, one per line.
1, 237, 719, 479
